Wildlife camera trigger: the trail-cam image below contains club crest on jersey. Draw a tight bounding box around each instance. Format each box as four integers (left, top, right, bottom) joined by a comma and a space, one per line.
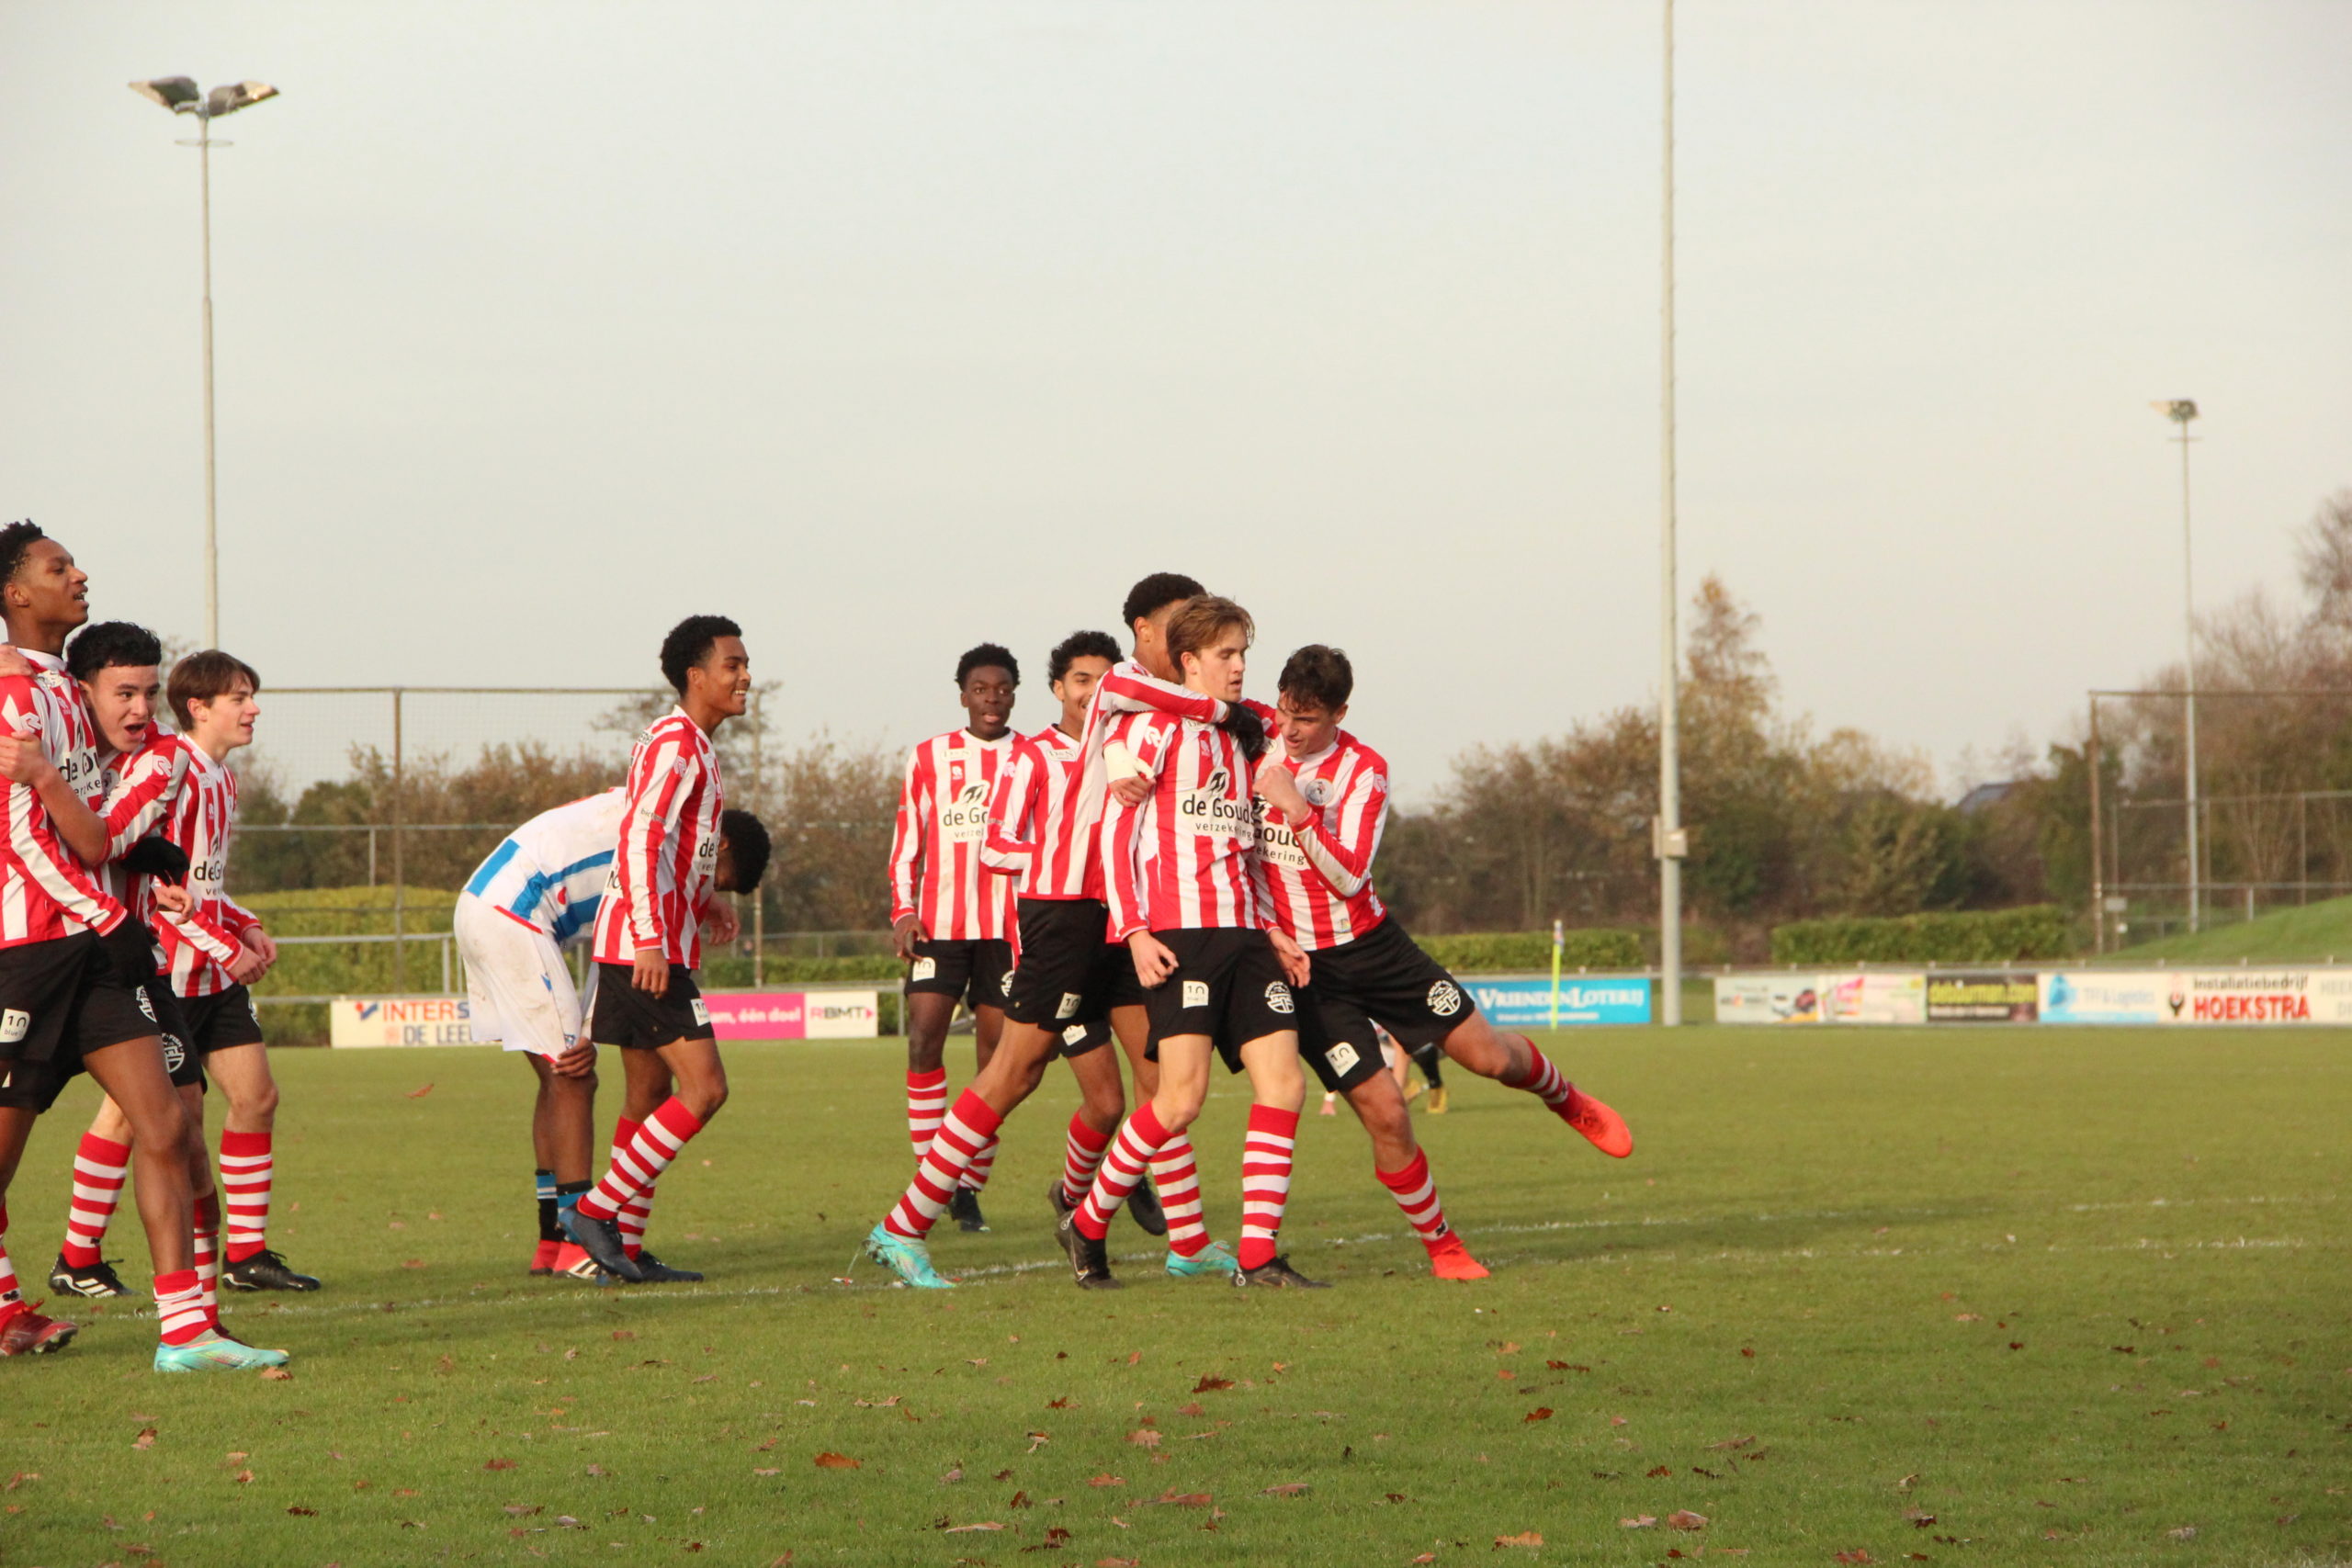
134, 986, 157, 1023
911, 956, 938, 982
161, 1033, 187, 1073
1181, 979, 1210, 1010
1302, 777, 1333, 807
1264, 981, 1294, 1015
0, 1009, 28, 1044
1056, 992, 1081, 1020
1326, 1040, 1360, 1075
1427, 980, 1464, 1017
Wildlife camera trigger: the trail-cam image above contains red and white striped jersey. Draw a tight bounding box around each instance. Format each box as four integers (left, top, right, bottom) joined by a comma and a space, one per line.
1065, 661, 1226, 892
888, 728, 1015, 941
591, 707, 724, 969
1100, 707, 1264, 939
98, 733, 256, 995
979, 725, 1088, 900
1254, 727, 1393, 951
0, 651, 126, 945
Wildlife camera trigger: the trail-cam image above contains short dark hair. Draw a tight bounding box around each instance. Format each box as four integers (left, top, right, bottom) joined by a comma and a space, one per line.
1166, 595, 1254, 664
1047, 630, 1122, 686
719, 808, 771, 893
956, 642, 1019, 688
1121, 572, 1206, 633
660, 615, 742, 694
1277, 645, 1353, 713
66, 622, 164, 684
0, 521, 46, 585
168, 649, 262, 730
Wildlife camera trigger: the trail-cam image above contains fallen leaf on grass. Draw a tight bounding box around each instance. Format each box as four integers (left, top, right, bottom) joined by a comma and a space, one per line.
1176, 1402, 1205, 1416
1708, 1435, 1758, 1450
1905, 1510, 1937, 1528
1496, 1369, 1517, 1381
1126, 1429, 1161, 1449
1261, 1483, 1310, 1496
1411, 1557, 1437, 1565
1046, 1397, 1070, 1410
584, 1464, 611, 1478
753, 1468, 781, 1477
612, 1330, 635, 1341
286, 1506, 317, 1516
1668, 1511, 1709, 1530
503, 1506, 543, 1517
406, 1082, 434, 1098
232, 1470, 255, 1484
1647, 1465, 1673, 1477
1009, 1491, 1031, 1509
1833, 1552, 1876, 1564
1497, 1341, 1521, 1355
484, 1459, 516, 1471
401, 1259, 426, 1269
1524, 1407, 1554, 1423
1546, 1359, 1591, 1371
132, 1429, 157, 1450
814, 1452, 861, 1470
941, 1522, 1005, 1533
1088, 1474, 1125, 1488
2165, 1527, 2198, 1541
1097, 1559, 1140, 1567
1192, 1375, 1233, 1393
940, 1466, 964, 1484
1141, 1489, 1211, 1507
1623, 1515, 1657, 1529
260, 1366, 293, 1381
1496, 1530, 1544, 1548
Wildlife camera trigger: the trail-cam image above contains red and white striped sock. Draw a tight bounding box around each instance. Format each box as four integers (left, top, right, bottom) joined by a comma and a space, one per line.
1238, 1105, 1300, 1270
1506, 1038, 1574, 1112
0, 1205, 19, 1314
1074, 1104, 1170, 1242
60, 1132, 130, 1269
960, 1134, 998, 1195
218, 1130, 274, 1263
1148, 1135, 1212, 1258
193, 1190, 222, 1329
1374, 1149, 1453, 1250
154, 1268, 208, 1347
573, 1099, 704, 1224
1058, 1114, 1113, 1209
906, 1068, 948, 1161
883, 1091, 1001, 1240
600, 1117, 655, 1257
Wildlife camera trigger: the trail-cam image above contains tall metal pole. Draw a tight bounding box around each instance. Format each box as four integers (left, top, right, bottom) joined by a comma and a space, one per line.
2175, 414, 2199, 932
1656, 0, 1685, 1025
2087, 695, 2105, 953
198, 112, 220, 648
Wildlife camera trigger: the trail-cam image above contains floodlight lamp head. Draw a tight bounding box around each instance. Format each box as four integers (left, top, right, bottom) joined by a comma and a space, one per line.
2154, 399, 2199, 425
130, 76, 203, 114
205, 81, 279, 118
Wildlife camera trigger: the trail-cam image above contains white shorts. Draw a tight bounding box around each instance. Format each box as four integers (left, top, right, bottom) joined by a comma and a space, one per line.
455, 892, 591, 1057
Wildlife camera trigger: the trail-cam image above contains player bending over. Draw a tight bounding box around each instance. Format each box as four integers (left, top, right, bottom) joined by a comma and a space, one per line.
1058, 595, 1325, 1290
861, 580, 1239, 1289
0, 522, 277, 1371
887, 643, 1021, 1234
1256, 645, 1631, 1208
562, 615, 750, 1285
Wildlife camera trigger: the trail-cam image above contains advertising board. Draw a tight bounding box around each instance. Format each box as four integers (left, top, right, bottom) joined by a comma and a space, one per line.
1925, 973, 2039, 1023
332, 998, 477, 1048
2038, 971, 2167, 1025
1466, 977, 1651, 1027
1823, 972, 1927, 1025
1714, 975, 1826, 1024
705, 990, 881, 1040
2164, 969, 2352, 1024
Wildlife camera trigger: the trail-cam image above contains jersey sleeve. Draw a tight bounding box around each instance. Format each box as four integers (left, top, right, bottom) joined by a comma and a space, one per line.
161, 901, 244, 964
99, 745, 185, 861
1295, 751, 1389, 898
886, 745, 929, 924
617, 727, 700, 955
978, 740, 1039, 875
1097, 662, 1228, 726
1101, 716, 1173, 940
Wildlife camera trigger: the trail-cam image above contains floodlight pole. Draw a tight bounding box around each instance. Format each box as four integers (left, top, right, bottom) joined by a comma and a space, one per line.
2157, 400, 2201, 932
1656, 0, 1686, 1026
198, 111, 220, 649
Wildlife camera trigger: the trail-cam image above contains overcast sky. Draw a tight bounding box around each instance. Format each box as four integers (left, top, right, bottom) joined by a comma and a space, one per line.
6, 2, 2347, 801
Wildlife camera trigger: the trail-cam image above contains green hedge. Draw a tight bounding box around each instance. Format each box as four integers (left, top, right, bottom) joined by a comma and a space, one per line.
1415, 930, 1645, 973
1769, 905, 2073, 965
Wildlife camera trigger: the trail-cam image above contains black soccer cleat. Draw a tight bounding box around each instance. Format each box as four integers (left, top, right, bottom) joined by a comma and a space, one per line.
948, 1187, 990, 1234
1046, 1177, 1074, 1220
1055, 1210, 1122, 1291
630, 1250, 704, 1283
222, 1248, 322, 1292
562, 1209, 646, 1283
1233, 1254, 1329, 1290
48, 1254, 132, 1299
1126, 1175, 1168, 1238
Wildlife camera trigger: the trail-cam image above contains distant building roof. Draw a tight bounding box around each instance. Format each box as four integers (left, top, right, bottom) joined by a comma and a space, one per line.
1955, 780, 2021, 816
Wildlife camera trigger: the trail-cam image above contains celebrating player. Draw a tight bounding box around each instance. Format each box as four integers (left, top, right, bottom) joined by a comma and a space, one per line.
562, 615, 749, 1284
1058, 595, 1325, 1290
862, 576, 1237, 1289
0, 523, 277, 1370
1256, 644, 1632, 1197
886, 644, 1021, 1234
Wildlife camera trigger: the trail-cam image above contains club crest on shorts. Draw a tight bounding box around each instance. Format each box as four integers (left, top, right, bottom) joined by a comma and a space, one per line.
1056, 992, 1081, 1020
910, 956, 937, 982
0, 1009, 28, 1044
247, 993, 262, 1023
690, 996, 710, 1025
1181, 979, 1210, 1010
1327, 1040, 1360, 1074
1427, 979, 1464, 1017
162, 1033, 187, 1073
134, 986, 157, 1022
1000, 970, 1015, 998
1264, 981, 1294, 1015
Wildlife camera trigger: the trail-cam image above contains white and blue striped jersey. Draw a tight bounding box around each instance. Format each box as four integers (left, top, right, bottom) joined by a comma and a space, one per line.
462, 788, 627, 947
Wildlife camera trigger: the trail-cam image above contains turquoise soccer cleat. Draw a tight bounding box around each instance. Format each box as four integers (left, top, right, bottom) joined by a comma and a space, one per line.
154, 1330, 291, 1373
1165, 1239, 1238, 1279
863, 1224, 956, 1290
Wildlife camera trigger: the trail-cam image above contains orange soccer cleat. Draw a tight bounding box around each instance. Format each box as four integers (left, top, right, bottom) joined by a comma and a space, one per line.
1561, 1088, 1634, 1159
0, 1302, 79, 1357
1426, 1233, 1490, 1280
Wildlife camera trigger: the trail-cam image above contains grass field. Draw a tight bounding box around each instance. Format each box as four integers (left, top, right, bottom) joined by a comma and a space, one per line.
0, 1026, 2345, 1568
2119, 893, 2352, 965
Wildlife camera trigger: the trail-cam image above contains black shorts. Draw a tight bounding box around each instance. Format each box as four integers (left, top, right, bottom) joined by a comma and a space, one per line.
106, 927, 206, 1091
590, 962, 716, 1051
1306, 919, 1476, 1051
0, 927, 176, 1111
1140, 928, 1299, 1071
182, 983, 266, 1056
1290, 981, 1389, 1095
1003, 899, 1126, 1030
0, 1052, 75, 1113
905, 938, 1013, 1010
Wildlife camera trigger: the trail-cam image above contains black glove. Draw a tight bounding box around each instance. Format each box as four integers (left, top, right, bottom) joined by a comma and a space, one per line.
121, 837, 192, 882
1216, 704, 1266, 765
